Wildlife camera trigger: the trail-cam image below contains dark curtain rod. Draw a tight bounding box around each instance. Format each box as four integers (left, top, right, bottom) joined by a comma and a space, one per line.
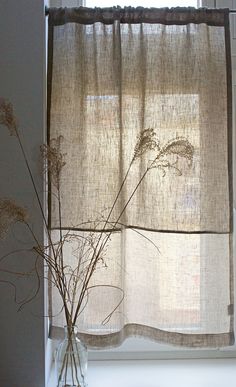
44, 6, 236, 16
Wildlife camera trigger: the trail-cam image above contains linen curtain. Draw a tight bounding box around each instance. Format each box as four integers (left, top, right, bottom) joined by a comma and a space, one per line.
47, 7, 233, 348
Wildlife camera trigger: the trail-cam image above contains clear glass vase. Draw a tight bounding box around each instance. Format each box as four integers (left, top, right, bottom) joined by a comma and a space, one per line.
56, 325, 88, 387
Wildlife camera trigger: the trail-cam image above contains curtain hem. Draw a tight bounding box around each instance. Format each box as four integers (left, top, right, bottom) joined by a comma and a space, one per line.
50, 324, 235, 349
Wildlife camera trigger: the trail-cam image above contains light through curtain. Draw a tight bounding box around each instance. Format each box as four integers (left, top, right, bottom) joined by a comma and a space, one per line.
47, 7, 233, 347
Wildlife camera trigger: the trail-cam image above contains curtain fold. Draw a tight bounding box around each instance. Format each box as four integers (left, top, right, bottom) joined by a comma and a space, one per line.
47, 7, 233, 348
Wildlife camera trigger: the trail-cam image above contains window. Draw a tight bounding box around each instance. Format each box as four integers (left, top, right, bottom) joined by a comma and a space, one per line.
47, 1, 234, 363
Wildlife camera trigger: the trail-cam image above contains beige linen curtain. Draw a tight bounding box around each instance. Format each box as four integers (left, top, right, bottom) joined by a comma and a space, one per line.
47, 7, 233, 348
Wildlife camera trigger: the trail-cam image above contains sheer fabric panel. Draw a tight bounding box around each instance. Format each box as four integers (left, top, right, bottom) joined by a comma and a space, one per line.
48, 8, 233, 347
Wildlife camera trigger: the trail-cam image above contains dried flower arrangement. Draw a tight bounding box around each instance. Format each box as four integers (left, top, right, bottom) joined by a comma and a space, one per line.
0, 98, 194, 386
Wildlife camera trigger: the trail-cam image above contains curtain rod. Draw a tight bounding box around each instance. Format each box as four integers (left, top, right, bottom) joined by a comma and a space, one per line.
44, 6, 236, 16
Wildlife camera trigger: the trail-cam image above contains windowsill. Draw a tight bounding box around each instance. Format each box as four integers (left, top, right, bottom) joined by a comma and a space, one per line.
47, 358, 236, 387
46, 335, 236, 386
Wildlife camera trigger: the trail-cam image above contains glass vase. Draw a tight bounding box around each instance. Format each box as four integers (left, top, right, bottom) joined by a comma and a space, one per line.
56, 325, 88, 387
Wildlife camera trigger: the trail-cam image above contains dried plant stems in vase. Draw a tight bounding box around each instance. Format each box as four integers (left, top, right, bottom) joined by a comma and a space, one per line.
56, 326, 87, 387
0, 99, 194, 387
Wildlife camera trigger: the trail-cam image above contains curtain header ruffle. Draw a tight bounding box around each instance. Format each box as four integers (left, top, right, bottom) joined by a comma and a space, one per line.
48, 6, 229, 26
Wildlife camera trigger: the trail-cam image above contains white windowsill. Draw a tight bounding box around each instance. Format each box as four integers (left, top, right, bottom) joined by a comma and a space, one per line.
46, 335, 236, 386
47, 358, 236, 387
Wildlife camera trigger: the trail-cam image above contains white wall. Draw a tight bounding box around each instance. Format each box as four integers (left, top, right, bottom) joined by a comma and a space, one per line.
0, 1, 46, 386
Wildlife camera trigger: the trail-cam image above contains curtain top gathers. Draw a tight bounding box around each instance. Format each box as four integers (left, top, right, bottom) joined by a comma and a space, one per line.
48, 6, 229, 27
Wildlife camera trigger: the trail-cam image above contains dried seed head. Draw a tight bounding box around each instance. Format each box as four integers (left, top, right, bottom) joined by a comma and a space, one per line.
134, 128, 159, 160
150, 136, 194, 176
40, 136, 66, 189
0, 98, 18, 136
0, 199, 28, 239
162, 137, 194, 164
